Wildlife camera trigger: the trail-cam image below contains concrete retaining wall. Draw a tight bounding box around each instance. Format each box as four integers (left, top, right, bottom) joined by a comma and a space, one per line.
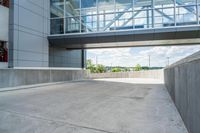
0, 68, 87, 88
164, 51, 200, 133
0, 62, 8, 68
88, 70, 164, 80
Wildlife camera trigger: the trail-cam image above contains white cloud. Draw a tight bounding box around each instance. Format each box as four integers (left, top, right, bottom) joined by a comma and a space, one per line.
87, 45, 200, 67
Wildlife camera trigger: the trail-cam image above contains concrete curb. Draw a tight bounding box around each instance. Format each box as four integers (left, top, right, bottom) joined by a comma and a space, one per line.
0, 80, 84, 92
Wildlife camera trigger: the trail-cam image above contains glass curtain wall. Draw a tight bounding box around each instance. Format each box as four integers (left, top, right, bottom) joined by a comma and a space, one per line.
50, 0, 64, 34
81, 0, 97, 32
50, 0, 200, 34
199, 0, 200, 23
65, 0, 80, 33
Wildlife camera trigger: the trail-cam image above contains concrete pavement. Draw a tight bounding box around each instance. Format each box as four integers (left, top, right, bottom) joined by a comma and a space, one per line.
0, 78, 188, 133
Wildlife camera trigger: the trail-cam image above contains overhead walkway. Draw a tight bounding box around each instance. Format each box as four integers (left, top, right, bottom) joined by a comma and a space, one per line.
49, 0, 200, 49
48, 26, 200, 49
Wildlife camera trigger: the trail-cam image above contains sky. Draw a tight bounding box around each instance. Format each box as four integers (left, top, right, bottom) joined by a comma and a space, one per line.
87, 45, 200, 67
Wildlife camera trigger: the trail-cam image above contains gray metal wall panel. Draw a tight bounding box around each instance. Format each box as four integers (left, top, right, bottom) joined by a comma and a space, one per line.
49, 47, 85, 68
9, 0, 50, 67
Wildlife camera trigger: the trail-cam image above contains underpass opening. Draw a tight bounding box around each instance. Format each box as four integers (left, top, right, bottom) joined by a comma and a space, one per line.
85, 45, 200, 80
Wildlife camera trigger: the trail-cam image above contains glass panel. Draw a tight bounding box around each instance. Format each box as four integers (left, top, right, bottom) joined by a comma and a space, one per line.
51, 18, 64, 34
81, 15, 97, 32
116, 0, 133, 12
82, 0, 96, 8
115, 0, 133, 31
176, 6, 197, 25
176, 0, 196, 5
134, 0, 152, 10
81, 0, 97, 16
155, 0, 174, 8
65, 17, 80, 33
98, 0, 115, 13
98, 13, 115, 31
115, 11, 133, 30
134, 9, 152, 28
65, 0, 80, 17
154, 8, 175, 27
199, 5, 200, 23
51, 0, 64, 18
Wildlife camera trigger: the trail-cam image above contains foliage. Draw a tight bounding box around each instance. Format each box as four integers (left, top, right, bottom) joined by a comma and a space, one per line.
111, 67, 122, 72
134, 64, 142, 71
87, 60, 163, 73
141, 66, 149, 70
86, 60, 106, 73
96, 64, 106, 73
86, 59, 96, 73
86, 59, 93, 67
124, 67, 131, 72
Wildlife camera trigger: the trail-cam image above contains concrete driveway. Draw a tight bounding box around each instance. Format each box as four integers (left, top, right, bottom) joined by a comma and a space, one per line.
0, 78, 188, 133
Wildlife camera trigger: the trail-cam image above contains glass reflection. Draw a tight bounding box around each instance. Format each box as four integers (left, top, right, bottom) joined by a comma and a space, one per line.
51, 18, 64, 34
65, 0, 80, 17
51, 0, 64, 18
50, 0, 200, 34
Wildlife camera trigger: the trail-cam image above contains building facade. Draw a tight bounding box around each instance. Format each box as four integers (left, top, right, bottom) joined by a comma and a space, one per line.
7, 0, 85, 68
1, 0, 200, 68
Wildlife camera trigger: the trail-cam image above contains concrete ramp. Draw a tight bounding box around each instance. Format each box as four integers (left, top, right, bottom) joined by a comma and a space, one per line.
0, 78, 188, 133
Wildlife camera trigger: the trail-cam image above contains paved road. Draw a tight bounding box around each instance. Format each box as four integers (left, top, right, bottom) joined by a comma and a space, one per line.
0, 78, 188, 133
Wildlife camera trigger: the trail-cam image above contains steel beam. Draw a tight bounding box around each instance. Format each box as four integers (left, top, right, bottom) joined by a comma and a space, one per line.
155, 9, 174, 21
120, 8, 144, 27
103, 4, 133, 31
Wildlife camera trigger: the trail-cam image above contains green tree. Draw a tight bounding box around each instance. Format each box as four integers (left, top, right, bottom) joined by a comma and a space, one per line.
96, 64, 106, 73
142, 66, 149, 70
86, 59, 96, 73
124, 67, 130, 72
112, 67, 122, 72
86, 60, 106, 73
87, 59, 92, 66
134, 64, 142, 71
